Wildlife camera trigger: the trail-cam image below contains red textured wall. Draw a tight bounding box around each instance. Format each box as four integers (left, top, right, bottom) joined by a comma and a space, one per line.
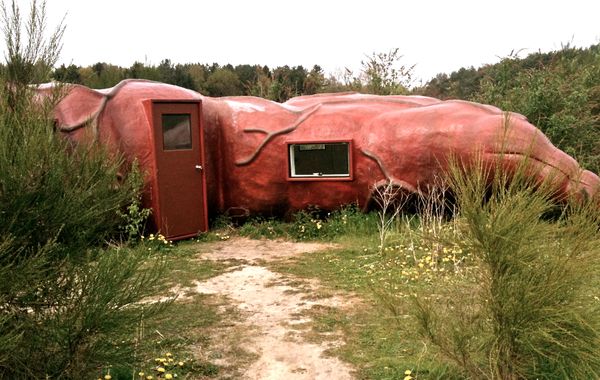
50, 80, 600, 225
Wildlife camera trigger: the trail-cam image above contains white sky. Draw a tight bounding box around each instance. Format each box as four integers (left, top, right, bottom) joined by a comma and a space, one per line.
34, 0, 600, 84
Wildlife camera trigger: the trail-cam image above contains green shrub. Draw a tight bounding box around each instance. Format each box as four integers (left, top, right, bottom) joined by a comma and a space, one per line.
237, 204, 378, 241
475, 46, 600, 173
289, 210, 329, 240
117, 162, 152, 242
287, 205, 377, 241
238, 215, 288, 239
409, 157, 600, 379
0, 2, 168, 378
326, 204, 379, 238
0, 245, 166, 379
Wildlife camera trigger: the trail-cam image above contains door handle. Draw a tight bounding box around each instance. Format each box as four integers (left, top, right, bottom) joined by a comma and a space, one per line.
195, 165, 203, 171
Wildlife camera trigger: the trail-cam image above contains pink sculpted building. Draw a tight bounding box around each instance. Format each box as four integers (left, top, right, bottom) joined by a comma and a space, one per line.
50, 80, 599, 240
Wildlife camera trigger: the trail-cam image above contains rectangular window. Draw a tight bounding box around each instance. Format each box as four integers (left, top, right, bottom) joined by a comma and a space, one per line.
288, 141, 351, 179
162, 114, 192, 150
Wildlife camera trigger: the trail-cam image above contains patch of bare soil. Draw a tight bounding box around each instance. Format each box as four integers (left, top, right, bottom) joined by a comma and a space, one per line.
199, 237, 338, 263
191, 237, 355, 379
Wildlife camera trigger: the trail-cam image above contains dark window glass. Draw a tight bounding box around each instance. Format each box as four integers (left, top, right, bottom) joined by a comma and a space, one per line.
162, 114, 192, 150
290, 142, 350, 177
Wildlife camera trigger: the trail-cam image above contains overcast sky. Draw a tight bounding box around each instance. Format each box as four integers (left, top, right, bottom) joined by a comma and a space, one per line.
36, 0, 600, 84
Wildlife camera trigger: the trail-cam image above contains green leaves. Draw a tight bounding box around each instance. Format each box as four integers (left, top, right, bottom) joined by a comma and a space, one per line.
411, 156, 600, 379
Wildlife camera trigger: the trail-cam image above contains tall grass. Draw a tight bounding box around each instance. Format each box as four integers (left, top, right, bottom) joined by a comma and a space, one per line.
410, 156, 600, 379
371, 181, 406, 253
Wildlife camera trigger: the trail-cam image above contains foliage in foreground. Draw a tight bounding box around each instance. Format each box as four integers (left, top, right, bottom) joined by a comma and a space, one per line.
408, 159, 600, 379
0, 1, 166, 378
0, 245, 167, 379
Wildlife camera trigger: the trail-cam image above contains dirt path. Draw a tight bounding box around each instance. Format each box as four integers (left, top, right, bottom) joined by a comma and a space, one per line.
191, 237, 355, 380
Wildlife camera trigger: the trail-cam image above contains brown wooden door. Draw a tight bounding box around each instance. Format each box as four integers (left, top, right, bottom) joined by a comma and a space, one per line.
152, 100, 207, 239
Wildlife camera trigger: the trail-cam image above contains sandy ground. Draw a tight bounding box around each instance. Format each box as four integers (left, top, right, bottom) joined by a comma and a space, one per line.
191, 237, 355, 380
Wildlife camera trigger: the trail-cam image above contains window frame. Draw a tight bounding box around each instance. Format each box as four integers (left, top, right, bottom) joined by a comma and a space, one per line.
286, 139, 354, 181
161, 113, 193, 151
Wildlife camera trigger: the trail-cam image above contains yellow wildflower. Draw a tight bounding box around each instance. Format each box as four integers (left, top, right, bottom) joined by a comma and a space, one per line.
157, 367, 165, 373
104, 375, 112, 380
165, 374, 173, 380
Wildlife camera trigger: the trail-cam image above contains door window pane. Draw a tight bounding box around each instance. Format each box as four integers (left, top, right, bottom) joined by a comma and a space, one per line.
162, 114, 192, 150
289, 142, 350, 177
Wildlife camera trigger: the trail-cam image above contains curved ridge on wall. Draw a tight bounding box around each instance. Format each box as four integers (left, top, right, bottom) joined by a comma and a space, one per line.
235, 104, 322, 166
55, 79, 177, 138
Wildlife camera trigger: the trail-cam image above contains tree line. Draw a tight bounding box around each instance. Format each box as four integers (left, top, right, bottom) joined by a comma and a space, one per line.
52, 44, 600, 173
52, 48, 415, 102
54, 60, 328, 102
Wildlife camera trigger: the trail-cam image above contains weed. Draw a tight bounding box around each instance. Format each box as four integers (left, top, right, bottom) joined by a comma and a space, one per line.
238, 215, 287, 239
141, 233, 174, 252
118, 162, 152, 242
238, 204, 379, 242
372, 181, 405, 253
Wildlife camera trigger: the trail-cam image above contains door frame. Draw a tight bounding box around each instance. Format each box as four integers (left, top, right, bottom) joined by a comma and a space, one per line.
147, 99, 208, 239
